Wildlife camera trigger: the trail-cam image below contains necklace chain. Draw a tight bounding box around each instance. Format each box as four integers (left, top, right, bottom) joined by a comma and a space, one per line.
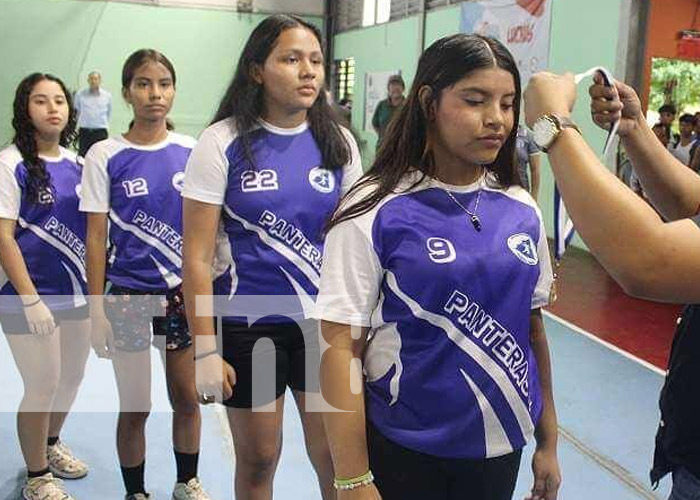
443, 189, 483, 231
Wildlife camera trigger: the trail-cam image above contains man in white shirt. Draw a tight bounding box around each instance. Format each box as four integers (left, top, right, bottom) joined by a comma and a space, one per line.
668, 113, 696, 166
74, 71, 112, 158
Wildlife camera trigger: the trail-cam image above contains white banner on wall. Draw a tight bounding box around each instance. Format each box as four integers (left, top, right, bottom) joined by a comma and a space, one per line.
364, 71, 399, 132
460, 0, 552, 84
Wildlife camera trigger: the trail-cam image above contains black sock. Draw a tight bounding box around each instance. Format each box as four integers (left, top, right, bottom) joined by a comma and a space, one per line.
120, 462, 146, 496
47, 436, 59, 447
174, 450, 199, 484
28, 467, 50, 478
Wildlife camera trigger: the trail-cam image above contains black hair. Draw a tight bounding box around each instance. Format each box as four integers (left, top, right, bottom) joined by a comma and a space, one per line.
679, 113, 695, 125
121, 49, 177, 132
211, 14, 350, 171
387, 74, 405, 89
658, 104, 677, 115
122, 49, 177, 89
328, 33, 521, 230
11, 73, 77, 203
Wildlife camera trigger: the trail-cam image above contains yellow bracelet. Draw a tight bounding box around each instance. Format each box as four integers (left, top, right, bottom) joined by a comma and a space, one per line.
333, 470, 374, 490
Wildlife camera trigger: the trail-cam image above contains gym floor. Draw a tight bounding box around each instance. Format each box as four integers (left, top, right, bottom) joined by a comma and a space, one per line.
0, 248, 679, 499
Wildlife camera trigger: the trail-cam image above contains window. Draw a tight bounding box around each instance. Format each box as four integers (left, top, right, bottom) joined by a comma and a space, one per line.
363, 0, 391, 26
336, 0, 429, 33
334, 58, 356, 102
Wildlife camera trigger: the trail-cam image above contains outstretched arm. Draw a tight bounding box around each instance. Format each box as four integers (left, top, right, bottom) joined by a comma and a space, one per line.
524, 72, 700, 302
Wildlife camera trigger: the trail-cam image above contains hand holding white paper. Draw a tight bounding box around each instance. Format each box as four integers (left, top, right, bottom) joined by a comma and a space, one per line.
574, 66, 620, 157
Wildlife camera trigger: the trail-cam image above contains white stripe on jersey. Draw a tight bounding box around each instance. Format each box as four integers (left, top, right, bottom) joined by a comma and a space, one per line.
149, 254, 182, 288
280, 267, 317, 319
460, 369, 514, 457
108, 210, 182, 268
366, 292, 403, 406
18, 217, 87, 282
222, 204, 320, 288
62, 262, 88, 308
384, 270, 535, 441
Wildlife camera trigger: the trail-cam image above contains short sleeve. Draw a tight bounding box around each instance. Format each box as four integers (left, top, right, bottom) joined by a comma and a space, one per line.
313, 218, 383, 327
0, 160, 21, 220
340, 128, 363, 196
182, 124, 229, 205
79, 144, 111, 213
532, 214, 554, 309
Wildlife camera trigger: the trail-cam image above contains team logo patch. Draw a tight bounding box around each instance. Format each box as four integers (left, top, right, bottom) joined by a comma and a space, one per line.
172, 172, 185, 192
308, 166, 335, 194
507, 233, 538, 266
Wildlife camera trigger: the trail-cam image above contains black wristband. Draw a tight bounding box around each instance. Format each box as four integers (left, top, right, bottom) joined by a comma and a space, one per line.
22, 297, 41, 308
194, 349, 218, 361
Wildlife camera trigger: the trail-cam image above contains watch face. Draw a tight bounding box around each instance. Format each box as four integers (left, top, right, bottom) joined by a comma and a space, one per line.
533, 117, 558, 150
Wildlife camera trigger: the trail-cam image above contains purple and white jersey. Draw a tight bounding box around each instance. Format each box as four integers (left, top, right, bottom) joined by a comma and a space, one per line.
182, 118, 362, 323
0, 145, 86, 312
315, 171, 554, 460
80, 133, 196, 291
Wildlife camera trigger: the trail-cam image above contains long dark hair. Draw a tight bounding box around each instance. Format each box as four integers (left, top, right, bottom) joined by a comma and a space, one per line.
122, 48, 177, 89
329, 34, 521, 229
211, 14, 350, 171
122, 49, 177, 132
12, 73, 77, 203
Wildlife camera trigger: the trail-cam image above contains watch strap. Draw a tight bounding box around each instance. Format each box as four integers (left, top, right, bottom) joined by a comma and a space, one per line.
539, 114, 581, 153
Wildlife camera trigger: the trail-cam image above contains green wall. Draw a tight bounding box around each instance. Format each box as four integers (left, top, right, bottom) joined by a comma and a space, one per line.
334, 0, 623, 248
0, 0, 322, 143
334, 16, 422, 155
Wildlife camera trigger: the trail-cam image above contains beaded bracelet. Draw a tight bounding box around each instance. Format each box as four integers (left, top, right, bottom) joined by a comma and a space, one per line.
333, 470, 374, 491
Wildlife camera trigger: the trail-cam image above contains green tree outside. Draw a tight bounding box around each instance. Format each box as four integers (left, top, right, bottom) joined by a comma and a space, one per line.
650, 57, 700, 117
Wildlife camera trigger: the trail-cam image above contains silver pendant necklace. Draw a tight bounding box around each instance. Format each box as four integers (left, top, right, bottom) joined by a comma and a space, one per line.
443, 189, 483, 232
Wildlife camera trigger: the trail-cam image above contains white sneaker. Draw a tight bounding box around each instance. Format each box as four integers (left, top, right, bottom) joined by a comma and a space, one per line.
172, 478, 213, 500
22, 473, 75, 500
47, 440, 89, 479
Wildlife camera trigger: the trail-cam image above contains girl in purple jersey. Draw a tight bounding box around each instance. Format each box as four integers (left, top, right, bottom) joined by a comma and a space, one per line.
183, 14, 361, 500
81, 50, 213, 500
0, 74, 90, 500
315, 35, 561, 500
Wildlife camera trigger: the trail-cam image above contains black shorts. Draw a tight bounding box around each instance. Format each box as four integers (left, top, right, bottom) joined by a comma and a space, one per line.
0, 305, 89, 335
78, 127, 108, 158
367, 422, 522, 500
221, 319, 320, 408
106, 284, 191, 353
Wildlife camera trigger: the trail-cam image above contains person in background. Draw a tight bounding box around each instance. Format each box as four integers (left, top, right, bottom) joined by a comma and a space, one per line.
654, 103, 676, 147
687, 115, 700, 173
667, 113, 696, 166
371, 74, 406, 149
74, 71, 112, 158
338, 97, 353, 125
